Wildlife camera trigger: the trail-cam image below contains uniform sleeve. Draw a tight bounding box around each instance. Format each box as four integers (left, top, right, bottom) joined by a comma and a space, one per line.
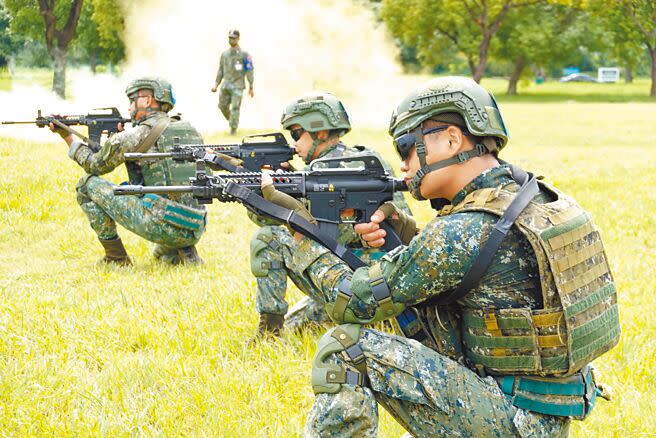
244, 52, 254, 88
215, 52, 225, 85
68, 125, 150, 175
289, 214, 487, 323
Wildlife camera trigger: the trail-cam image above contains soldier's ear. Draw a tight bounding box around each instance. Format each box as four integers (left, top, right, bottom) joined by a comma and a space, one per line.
317, 130, 329, 141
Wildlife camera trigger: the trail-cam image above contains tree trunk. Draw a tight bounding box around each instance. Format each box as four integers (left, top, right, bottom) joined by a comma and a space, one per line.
90, 51, 97, 74
624, 66, 633, 83
507, 56, 526, 95
51, 46, 67, 99
473, 33, 493, 83
651, 48, 656, 97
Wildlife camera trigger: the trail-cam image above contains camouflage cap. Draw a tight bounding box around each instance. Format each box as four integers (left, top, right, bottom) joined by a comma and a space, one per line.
389, 76, 508, 151
125, 77, 176, 108
280, 91, 351, 135
228, 29, 240, 38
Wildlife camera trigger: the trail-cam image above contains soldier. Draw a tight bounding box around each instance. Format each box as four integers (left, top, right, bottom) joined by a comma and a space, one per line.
211, 29, 254, 135
262, 77, 619, 436
50, 77, 207, 265
249, 91, 410, 338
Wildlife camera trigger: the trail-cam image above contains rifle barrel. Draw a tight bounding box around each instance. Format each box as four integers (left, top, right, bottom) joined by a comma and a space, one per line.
113, 185, 194, 195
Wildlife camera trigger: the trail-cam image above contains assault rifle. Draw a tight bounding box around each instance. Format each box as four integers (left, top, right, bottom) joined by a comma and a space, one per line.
123, 132, 294, 172
114, 154, 407, 253
2, 108, 131, 152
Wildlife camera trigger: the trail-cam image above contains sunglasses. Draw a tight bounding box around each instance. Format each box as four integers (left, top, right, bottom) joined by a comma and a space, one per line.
393, 125, 450, 160
290, 127, 306, 142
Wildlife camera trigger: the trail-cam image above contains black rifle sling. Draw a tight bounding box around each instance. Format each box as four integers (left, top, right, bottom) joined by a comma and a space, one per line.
420, 165, 540, 307
223, 182, 367, 270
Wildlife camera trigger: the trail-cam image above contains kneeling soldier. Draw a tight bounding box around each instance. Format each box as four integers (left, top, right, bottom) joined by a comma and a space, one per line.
249, 91, 410, 338
263, 77, 619, 436
51, 77, 207, 265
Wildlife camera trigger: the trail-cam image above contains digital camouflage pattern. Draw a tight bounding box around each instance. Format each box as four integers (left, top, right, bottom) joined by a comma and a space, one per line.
289, 165, 583, 435
253, 142, 410, 328
69, 111, 207, 262
304, 328, 570, 437
215, 47, 254, 130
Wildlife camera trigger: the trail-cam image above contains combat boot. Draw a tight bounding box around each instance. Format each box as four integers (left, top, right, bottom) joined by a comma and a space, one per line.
99, 237, 132, 266
230, 127, 237, 135
249, 313, 284, 344
176, 245, 203, 265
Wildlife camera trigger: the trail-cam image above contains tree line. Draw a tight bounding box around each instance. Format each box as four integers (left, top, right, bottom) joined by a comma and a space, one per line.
1, 1, 655, 98
377, 0, 656, 96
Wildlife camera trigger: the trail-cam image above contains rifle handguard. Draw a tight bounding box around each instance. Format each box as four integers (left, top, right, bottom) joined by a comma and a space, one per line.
261, 184, 317, 227
378, 202, 418, 245
210, 151, 244, 167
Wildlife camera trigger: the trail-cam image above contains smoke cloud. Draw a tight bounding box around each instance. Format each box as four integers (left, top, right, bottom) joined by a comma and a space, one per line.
1, 0, 412, 141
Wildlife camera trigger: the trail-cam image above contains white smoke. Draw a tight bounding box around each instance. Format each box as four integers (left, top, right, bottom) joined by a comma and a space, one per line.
1, 0, 411, 140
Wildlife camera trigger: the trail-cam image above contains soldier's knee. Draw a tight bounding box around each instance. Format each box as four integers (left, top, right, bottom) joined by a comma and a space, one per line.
250, 227, 284, 277
312, 324, 367, 395
75, 174, 95, 204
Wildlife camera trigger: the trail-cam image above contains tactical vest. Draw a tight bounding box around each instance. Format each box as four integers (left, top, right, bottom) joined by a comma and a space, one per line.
438, 180, 620, 378
128, 114, 205, 209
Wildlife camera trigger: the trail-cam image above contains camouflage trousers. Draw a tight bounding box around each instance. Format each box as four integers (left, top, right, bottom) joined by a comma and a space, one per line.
306, 327, 571, 438
252, 226, 328, 328
76, 175, 204, 261
218, 85, 243, 130
251, 226, 383, 330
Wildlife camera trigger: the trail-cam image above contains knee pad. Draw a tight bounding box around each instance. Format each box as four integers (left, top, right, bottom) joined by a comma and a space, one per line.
311, 324, 367, 395
250, 227, 283, 277
75, 174, 95, 204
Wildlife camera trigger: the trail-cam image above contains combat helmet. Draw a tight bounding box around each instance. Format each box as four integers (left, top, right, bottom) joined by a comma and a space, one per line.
125, 77, 176, 109
281, 91, 352, 163
389, 76, 509, 199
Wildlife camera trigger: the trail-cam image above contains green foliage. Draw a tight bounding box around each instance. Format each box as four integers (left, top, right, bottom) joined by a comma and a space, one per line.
0, 75, 654, 435
75, 0, 125, 66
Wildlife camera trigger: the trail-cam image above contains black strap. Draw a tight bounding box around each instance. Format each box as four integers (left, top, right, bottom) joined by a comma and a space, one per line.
420, 165, 540, 307
223, 182, 367, 270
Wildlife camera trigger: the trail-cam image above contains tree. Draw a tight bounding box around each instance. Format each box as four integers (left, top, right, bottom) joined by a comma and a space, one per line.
75, 0, 124, 72
381, 0, 542, 83
494, 2, 603, 94
5, 0, 83, 97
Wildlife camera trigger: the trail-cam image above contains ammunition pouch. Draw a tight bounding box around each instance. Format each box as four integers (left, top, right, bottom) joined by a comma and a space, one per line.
250, 227, 284, 277
496, 365, 600, 420
311, 324, 367, 394
142, 194, 206, 232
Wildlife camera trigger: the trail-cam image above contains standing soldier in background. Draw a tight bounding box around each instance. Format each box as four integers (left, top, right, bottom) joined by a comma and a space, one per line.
49, 77, 207, 266
211, 29, 254, 135
249, 91, 411, 339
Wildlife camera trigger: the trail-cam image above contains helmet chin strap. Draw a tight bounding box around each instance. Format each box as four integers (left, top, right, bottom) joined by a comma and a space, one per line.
408, 125, 490, 200
304, 132, 324, 164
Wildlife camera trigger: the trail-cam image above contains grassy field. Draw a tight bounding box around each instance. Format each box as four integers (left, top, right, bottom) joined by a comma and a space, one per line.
0, 79, 655, 436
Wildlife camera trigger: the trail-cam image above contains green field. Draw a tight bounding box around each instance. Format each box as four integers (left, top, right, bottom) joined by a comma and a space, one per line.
0, 79, 655, 436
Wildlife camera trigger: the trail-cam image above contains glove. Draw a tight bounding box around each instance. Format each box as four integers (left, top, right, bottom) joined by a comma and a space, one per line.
261, 184, 317, 232
378, 202, 419, 245
48, 118, 69, 139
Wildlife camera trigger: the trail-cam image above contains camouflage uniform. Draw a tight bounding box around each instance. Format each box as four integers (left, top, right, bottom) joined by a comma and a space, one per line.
215, 46, 254, 132
293, 166, 572, 437
277, 78, 618, 436
253, 142, 410, 329
69, 111, 207, 263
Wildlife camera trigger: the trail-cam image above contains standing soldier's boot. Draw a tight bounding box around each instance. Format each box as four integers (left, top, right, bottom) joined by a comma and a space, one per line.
99, 237, 132, 266
176, 245, 203, 265
230, 127, 237, 135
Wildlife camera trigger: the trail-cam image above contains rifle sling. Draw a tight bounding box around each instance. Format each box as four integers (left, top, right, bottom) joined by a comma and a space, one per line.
419, 165, 539, 308
135, 117, 170, 153
223, 182, 367, 270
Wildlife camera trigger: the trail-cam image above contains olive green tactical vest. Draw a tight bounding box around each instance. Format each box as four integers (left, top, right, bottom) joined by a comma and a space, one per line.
439, 180, 620, 377
128, 114, 204, 208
